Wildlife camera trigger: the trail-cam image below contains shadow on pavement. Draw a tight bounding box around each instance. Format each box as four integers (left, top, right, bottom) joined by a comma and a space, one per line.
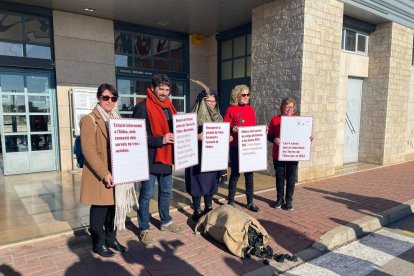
65, 236, 131, 276
123, 239, 202, 275
223, 255, 264, 275
304, 187, 403, 217
258, 219, 315, 254
0, 264, 22, 276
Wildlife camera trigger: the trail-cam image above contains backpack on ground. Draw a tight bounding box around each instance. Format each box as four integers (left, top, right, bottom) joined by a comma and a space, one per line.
195, 204, 271, 258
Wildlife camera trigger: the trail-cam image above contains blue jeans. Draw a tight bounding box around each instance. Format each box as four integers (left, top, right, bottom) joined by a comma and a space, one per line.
138, 173, 173, 232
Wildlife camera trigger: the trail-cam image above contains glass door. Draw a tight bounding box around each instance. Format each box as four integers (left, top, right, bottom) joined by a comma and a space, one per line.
218, 33, 251, 114
0, 70, 58, 175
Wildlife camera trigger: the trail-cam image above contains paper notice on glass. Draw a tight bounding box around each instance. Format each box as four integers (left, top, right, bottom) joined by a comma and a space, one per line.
238, 125, 267, 173
108, 118, 149, 185
201, 122, 230, 172
173, 113, 198, 170
71, 87, 97, 136
279, 116, 313, 161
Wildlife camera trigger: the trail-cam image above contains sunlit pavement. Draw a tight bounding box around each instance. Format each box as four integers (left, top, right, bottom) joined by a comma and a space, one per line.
0, 161, 414, 275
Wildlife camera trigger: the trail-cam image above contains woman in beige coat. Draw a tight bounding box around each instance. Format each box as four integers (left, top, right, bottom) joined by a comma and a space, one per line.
80, 83, 127, 257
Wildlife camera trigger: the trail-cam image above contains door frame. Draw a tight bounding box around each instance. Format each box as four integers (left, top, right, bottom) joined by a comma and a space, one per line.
0, 68, 59, 175
343, 77, 363, 164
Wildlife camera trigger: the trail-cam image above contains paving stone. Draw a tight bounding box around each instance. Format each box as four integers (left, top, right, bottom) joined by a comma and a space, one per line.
2, 160, 414, 275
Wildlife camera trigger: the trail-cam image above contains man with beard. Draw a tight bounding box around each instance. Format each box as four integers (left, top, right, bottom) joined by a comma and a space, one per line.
133, 74, 183, 246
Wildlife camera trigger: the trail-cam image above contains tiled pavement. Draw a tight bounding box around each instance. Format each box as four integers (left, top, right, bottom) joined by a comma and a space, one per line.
1, 160, 414, 275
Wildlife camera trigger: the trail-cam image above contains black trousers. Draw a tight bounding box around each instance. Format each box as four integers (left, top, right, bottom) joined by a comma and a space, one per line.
90, 205, 117, 248
273, 160, 298, 203
228, 147, 254, 204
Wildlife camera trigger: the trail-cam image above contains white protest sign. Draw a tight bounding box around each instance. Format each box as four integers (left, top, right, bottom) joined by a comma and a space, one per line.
108, 118, 149, 185
201, 122, 230, 172
173, 113, 198, 170
238, 125, 267, 173
279, 116, 313, 161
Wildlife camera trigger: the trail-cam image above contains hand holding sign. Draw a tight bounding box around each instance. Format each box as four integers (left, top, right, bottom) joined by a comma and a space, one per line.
279, 116, 313, 161
108, 118, 149, 185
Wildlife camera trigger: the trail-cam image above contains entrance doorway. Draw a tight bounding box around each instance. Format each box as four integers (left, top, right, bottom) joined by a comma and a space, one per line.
0, 70, 58, 175
344, 78, 363, 164
219, 77, 250, 114
217, 26, 251, 114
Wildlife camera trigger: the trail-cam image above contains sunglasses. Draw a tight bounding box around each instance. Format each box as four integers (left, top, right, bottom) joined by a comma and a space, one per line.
240, 93, 251, 97
100, 95, 118, 102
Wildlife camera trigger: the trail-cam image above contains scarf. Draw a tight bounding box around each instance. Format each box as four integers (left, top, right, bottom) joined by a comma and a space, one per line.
96, 103, 138, 230
191, 91, 223, 125
145, 87, 177, 165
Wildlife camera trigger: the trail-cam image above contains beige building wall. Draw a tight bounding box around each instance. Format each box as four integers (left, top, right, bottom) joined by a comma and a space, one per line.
251, 0, 306, 177
335, 53, 369, 167
189, 35, 217, 108
406, 29, 414, 157
384, 23, 412, 164
53, 10, 115, 171
408, 64, 414, 156
360, 22, 412, 165
299, 0, 343, 180
252, 0, 343, 181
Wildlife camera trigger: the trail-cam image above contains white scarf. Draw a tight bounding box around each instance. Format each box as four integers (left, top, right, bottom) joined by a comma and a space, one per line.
96, 104, 138, 230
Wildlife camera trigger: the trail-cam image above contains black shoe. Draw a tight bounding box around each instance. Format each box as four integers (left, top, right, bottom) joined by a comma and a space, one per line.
192, 208, 203, 221
247, 202, 260, 212
93, 244, 116, 257
228, 201, 235, 207
204, 205, 213, 214
271, 198, 284, 209
282, 202, 293, 210
106, 240, 127, 252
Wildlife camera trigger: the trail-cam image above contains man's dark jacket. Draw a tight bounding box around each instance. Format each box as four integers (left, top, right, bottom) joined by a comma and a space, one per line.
132, 100, 172, 174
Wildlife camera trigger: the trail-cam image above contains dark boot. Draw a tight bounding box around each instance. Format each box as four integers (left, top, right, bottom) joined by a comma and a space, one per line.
93, 244, 115, 257
271, 198, 284, 208
192, 208, 203, 221
247, 202, 260, 212
204, 195, 213, 213
106, 239, 127, 252
192, 196, 203, 221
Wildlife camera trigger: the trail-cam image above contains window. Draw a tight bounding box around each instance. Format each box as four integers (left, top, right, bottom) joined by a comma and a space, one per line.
0, 12, 51, 59
114, 24, 188, 114
116, 77, 186, 116
341, 29, 368, 55
115, 31, 186, 72
220, 34, 251, 80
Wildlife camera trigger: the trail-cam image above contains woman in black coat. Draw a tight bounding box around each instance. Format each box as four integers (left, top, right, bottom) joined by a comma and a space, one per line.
185, 80, 223, 221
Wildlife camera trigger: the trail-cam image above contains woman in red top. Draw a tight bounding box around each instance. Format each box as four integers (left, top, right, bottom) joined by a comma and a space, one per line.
267, 97, 300, 210
224, 85, 259, 212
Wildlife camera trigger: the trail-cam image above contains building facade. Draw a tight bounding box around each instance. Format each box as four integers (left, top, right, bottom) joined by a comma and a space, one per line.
0, 0, 413, 181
